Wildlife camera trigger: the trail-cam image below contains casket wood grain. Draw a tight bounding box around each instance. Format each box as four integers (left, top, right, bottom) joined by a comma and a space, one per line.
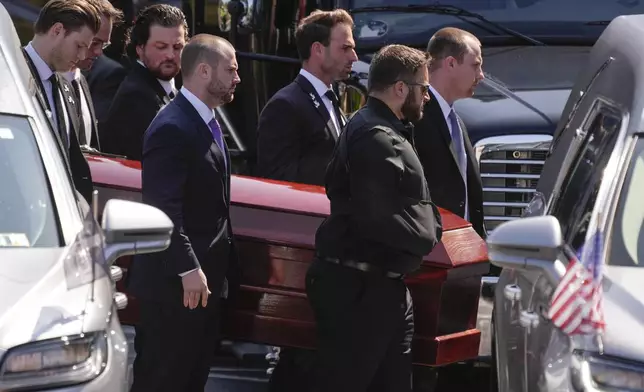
87, 154, 489, 367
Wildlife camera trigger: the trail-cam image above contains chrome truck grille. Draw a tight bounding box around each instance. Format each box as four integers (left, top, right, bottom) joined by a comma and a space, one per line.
474, 136, 553, 233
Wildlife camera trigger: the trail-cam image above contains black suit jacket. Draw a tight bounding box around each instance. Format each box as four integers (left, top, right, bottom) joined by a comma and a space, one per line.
255, 74, 344, 186
22, 48, 94, 205
127, 92, 238, 304
100, 61, 171, 160
413, 90, 486, 238
83, 54, 127, 126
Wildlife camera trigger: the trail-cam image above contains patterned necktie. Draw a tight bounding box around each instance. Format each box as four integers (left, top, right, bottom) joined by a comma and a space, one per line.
208, 117, 227, 170
324, 89, 345, 132
70, 79, 87, 145
448, 108, 467, 179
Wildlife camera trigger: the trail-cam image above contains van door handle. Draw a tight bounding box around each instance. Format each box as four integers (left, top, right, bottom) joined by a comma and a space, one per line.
504, 284, 522, 302
519, 310, 539, 329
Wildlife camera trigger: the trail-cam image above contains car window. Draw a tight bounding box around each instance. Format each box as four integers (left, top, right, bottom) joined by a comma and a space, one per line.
608, 137, 644, 268
0, 114, 59, 247
551, 104, 622, 252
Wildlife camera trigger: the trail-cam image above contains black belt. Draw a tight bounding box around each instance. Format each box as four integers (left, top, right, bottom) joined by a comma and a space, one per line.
317, 255, 405, 280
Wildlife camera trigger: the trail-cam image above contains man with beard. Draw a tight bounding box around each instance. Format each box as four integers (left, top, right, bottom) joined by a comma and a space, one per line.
308, 44, 442, 392
23, 0, 101, 204
413, 28, 487, 238
256, 9, 357, 186
63, 0, 123, 150
127, 34, 241, 392
100, 3, 187, 160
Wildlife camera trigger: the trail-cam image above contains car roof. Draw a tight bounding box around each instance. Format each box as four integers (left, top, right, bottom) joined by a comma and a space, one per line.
559, 14, 644, 139
0, 3, 41, 118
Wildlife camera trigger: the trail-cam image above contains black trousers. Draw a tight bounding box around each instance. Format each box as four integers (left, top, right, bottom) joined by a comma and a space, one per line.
306, 260, 414, 392
130, 297, 221, 392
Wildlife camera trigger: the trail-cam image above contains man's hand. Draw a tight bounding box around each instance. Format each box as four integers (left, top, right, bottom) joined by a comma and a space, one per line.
181, 268, 211, 309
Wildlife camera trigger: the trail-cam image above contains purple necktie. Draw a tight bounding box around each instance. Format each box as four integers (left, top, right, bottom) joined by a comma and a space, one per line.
208, 117, 227, 170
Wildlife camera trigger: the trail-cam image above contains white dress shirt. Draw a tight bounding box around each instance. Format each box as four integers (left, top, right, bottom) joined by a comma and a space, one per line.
63, 68, 93, 146
24, 42, 71, 146
299, 68, 342, 135
429, 84, 469, 221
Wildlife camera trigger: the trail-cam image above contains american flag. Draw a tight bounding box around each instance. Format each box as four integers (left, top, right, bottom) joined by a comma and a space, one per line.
547, 227, 606, 335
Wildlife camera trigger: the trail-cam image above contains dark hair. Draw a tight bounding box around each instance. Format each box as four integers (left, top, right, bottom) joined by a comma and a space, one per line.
34, 0, 102, 36
124, 4, 189, 60
368, 45, 430, 93
426, 27, 480, 71
86, 0, 124, 26
181, 34, 233, 76
295, 9, 353, 61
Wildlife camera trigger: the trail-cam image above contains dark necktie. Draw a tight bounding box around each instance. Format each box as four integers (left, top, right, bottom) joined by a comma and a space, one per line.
324, 89, 345, 132
168, 90, 176, 99
70, 79, 87, 145
48, 74, 69, 149
208, 117, 227, 170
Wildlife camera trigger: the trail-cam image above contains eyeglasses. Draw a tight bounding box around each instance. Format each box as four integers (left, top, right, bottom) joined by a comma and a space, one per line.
402, 81, 430, 94
90, 40, 111, 50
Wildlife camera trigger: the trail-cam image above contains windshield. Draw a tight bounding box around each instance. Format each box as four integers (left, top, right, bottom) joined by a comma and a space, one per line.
0, 114, 59, 248
608, 137, 644, 268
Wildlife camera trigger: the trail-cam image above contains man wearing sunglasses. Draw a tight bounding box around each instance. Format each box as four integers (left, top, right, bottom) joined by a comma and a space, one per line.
413, 27, 487, 238
309, 44, 442, 391
63, 0, 123, 150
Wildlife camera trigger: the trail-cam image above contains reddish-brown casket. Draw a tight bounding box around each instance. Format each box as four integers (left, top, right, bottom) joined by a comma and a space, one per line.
87, 154, 489, 367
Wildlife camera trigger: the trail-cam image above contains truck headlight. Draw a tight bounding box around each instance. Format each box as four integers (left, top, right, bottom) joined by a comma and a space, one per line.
0, 332, 108, 389
572, 350, 644, 391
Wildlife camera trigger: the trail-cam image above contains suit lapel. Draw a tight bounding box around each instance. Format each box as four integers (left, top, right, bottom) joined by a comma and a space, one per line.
426, 91, 460, 169
78, 74, 100, 150
21, 48, 60, 134
174, 94, 228, 197
294, 74, 339, 141
133, 62, 171, 102
57, 75, 81, 141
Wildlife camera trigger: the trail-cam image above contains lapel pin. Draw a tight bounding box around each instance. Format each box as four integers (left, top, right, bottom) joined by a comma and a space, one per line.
309, 93, 320, 109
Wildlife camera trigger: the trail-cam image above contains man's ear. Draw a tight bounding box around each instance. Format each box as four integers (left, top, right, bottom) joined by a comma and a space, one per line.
394, 80, 407, 98
50, 22, 64, 38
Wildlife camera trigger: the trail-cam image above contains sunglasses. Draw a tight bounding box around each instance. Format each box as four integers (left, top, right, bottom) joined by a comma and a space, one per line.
403, 81, 430, 94
90, 40, 111, 50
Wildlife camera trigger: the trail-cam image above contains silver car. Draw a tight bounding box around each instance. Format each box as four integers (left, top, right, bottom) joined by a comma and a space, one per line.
490, 14, 644, 392
0, 4, 173, 391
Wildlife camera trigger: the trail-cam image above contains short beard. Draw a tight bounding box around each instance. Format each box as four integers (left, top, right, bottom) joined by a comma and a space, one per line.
401, 92, 423, 122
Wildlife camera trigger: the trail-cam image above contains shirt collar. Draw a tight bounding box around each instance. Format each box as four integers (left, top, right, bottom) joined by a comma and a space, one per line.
365, 96, 414, 138
137, 60, 175, 95
62, 68, 81, 82
24, 42, 53, 82
180, 86, 215, 125
299, 68, 332, 97
429, 84, 453, 121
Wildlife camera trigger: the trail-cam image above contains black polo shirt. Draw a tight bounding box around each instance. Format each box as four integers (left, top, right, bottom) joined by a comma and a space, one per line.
315, 97, 443, 274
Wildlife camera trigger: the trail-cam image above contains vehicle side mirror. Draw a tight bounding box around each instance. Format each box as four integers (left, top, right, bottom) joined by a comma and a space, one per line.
101, 199, 173, 265
486, 215, 565, 283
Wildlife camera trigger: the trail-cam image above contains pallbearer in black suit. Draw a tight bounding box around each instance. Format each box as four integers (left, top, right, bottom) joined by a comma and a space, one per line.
256, 9, 358, 186
100, 4, 187, 160
23, 0, 102, 204
127, 34, 241, 392
64, 0, 123, 150
413, 28, 487, 238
